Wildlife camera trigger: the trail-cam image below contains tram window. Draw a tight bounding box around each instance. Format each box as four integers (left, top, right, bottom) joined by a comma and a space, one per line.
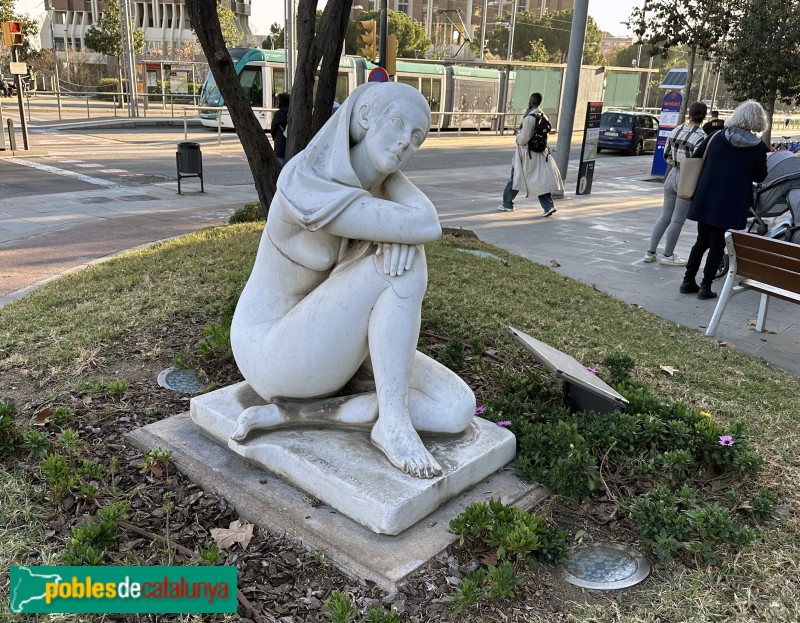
398, 76, 418, 90
271, 68, 285, 106
336, 73, 349, 104
454, 79, 498, 112
421, 78, 442, 111
240, 67, 263, 107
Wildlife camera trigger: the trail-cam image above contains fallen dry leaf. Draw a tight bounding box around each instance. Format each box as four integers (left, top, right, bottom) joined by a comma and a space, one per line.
660, 365, 679, 376
549, 259, 561, 267
210, 519, 254, 551
747, 319, 757, 326
33, 407, 54, 426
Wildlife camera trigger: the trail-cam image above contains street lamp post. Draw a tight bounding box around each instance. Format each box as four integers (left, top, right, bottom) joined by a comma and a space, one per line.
554, 0, 589, 182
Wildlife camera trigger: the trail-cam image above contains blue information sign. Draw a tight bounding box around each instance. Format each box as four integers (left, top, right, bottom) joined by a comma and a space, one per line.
368, 67, 389, 83
651, 90, 682, 176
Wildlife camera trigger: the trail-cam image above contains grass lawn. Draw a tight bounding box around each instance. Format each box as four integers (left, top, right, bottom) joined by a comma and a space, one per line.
0, 222, 798, 622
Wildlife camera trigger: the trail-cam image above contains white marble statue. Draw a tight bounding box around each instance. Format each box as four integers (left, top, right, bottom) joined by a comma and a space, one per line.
229, 82, 476, 479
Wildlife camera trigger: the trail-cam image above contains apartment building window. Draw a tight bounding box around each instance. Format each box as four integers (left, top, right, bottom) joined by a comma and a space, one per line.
54, 36, 65, 50
397, 0, 409, 12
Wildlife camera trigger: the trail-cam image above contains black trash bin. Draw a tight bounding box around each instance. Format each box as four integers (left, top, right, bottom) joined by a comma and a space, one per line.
176, 141, 204, 194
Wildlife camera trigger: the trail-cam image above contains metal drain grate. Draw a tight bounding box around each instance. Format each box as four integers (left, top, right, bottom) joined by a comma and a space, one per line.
564, 542, 650, 590
157, 367, 206, 393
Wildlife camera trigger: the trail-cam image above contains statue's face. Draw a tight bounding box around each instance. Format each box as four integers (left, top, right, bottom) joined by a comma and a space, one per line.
364, 101, 428, 175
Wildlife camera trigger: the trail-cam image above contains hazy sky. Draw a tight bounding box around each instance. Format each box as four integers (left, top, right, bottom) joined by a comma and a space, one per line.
14, 0, 642, 37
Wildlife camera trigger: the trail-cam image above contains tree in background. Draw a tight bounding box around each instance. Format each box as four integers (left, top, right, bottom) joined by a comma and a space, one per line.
344, 9, 430, 58
262, 22, 285, 50
215, 2, 242, 48
185, 0, 279, 213
628, 0, 731, 122
482, 9, 603, 63
719, 0, 800, 144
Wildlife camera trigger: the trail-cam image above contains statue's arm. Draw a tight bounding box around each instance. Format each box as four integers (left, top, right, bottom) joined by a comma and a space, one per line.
325, 174, 441, 244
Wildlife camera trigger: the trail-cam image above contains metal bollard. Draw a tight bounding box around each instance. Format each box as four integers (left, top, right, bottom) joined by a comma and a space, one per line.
7, 118, 16, 151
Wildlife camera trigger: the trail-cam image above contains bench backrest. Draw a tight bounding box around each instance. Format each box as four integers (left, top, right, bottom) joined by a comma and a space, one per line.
729, 231, 800, 293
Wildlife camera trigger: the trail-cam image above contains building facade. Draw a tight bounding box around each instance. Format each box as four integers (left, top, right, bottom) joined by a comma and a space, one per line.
43, 0, 251, 55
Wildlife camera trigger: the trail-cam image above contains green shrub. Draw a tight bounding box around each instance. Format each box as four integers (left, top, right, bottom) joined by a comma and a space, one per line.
0, 399, 21, 459
63, 501, 129, 565
229, 203, 265, 224
449, 498, 568, 566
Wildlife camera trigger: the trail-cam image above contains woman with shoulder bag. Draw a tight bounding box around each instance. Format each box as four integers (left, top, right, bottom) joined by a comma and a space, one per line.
643, 101, 708, 266
680, 100, 769, 300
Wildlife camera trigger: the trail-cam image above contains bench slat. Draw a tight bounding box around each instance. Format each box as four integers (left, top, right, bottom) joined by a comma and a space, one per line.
734, 246, 800, 276
740, 279, 800, 305
736, 233, 800, 260
737, 257, 800, 292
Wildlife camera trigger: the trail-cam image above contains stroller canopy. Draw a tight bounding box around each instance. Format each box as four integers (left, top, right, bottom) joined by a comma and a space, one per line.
755, 151, 800, 217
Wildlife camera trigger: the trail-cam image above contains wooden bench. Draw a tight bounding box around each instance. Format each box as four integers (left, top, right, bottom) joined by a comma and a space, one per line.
705, 231, 800, 337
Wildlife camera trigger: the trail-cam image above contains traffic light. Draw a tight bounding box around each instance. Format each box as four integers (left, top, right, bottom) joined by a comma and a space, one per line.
356, 19, 377, 61
2, 21, 25, 47
385, 34, 398, 77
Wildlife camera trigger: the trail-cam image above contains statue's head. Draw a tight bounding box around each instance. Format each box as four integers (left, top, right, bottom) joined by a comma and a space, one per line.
349, 83, 431, 175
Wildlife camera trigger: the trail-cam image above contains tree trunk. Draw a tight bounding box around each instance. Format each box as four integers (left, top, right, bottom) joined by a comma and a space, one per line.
763, 84, 778, 146
679, 45, 697, 124
185, 0, 279, 215
286, 0, 353, 159
312, 0, 352, 136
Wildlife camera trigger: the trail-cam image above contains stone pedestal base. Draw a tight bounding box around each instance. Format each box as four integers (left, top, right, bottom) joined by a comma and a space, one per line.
128, 412, 546, 591
189, 382, 517, 535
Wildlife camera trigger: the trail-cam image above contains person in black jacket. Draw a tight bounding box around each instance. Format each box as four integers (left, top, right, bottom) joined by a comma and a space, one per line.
270, 92, 290, 166
702, 110, 725, 136
680, 100, 769, 300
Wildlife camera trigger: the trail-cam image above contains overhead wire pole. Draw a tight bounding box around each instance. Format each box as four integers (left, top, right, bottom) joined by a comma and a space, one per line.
479, 0, 488, 59
379, 0, 387, 69
506, 0, 517, 60
284, 0, 293, 92
554, 0, 589, 183
46, 0, 62, 120
122, 0, 138, 117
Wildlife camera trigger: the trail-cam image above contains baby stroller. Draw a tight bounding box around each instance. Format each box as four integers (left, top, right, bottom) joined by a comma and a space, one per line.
715, 150, 800, 278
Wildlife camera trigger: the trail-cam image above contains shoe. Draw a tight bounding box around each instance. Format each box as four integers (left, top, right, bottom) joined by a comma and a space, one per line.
498, 204, 514, 212
643, 251, 657, 263
698, 286, 717, 300
543, 207, 557, 217
660, 253, 688, 266
680, 280, 700, 294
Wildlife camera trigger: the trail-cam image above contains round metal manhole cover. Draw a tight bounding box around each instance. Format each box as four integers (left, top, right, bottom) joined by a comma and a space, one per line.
157, 368, 206, 393
564, 542, 650, 590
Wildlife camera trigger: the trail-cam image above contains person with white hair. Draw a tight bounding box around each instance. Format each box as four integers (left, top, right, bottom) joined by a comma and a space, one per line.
680, 100, 770, 300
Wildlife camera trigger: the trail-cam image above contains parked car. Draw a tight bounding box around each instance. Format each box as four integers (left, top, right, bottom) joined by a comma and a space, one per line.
597, 111, 660, 156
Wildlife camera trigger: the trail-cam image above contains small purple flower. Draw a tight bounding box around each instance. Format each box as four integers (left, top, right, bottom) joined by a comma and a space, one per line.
496, 420, 511, 427
719, 435, 734, 447
474, 406, 486, 415
585, 367, 598, 375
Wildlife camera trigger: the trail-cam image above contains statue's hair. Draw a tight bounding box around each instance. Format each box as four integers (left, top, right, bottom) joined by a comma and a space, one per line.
349, 82, 431, 144
727, 100, 768, 132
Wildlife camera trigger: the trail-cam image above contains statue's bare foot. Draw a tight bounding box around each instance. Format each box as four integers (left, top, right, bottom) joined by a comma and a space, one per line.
370, 415, 442, 479
231, 404, 284, 441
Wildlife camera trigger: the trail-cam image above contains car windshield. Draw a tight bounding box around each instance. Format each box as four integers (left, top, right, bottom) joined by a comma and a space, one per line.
601, 112, 634, 129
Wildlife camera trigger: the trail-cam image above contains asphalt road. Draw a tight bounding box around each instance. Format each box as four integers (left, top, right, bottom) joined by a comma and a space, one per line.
1, 126, 656, 198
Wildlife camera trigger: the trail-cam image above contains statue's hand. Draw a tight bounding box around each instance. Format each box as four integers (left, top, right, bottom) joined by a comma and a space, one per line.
374, 242, 417, 276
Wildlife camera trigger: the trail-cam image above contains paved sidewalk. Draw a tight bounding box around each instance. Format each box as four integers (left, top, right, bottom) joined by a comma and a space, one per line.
1, 155, 798, 377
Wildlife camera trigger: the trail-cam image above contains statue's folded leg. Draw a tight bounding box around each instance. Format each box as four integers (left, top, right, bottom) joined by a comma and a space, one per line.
231, 392, 379, 441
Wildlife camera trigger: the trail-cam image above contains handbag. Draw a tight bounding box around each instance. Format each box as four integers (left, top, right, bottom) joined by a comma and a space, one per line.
677, 130, 720, 200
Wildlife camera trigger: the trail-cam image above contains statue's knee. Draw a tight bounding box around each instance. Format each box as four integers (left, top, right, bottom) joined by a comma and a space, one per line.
440, 385, 476, 434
